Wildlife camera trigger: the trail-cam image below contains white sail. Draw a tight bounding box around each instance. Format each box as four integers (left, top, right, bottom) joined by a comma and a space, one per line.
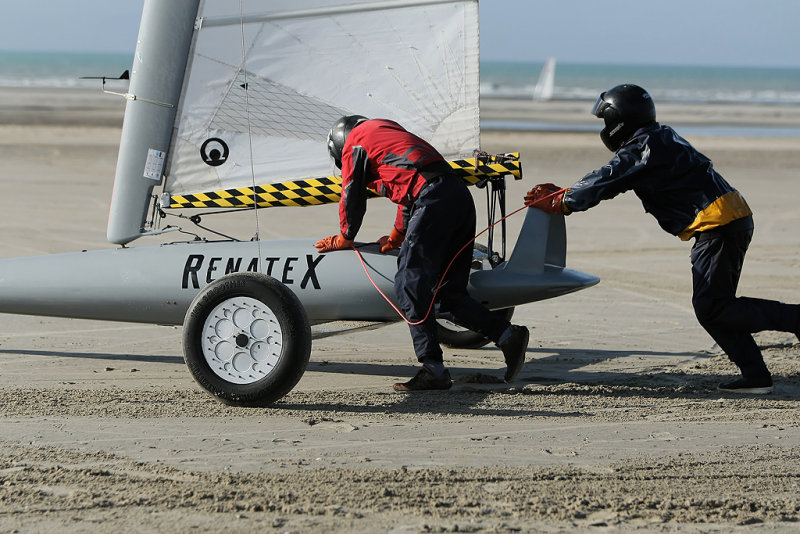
532, 56, 556, 101
163, 0, 480, 198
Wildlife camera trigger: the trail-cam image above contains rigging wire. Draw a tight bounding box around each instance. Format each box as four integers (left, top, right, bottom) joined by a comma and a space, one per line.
351, 202, 527, 326
239, 0, 264, 271
350, 187, 566, 326
166, 211, 241, 241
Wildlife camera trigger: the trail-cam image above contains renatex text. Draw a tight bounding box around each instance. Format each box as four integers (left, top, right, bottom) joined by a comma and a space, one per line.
182, 254, 324, 289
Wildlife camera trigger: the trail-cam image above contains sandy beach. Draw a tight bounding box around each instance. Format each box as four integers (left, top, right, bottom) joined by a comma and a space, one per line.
1, 87, 800, 533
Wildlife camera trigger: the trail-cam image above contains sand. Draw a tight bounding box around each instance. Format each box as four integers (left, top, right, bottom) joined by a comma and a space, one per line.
1, 87, 800, 533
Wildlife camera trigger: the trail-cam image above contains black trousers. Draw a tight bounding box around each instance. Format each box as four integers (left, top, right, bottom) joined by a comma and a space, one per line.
690, 216, 799, 378
394, 175, 509, 363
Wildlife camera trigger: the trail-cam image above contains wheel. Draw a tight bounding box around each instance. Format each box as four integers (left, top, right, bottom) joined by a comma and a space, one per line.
436, 307, 515, 349
182, 272, 311, 406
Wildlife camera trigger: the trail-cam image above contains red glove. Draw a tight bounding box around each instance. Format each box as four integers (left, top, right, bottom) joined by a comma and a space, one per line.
377, 227, 405, 253
315, 234, 354, 253
524, 183, 567, 214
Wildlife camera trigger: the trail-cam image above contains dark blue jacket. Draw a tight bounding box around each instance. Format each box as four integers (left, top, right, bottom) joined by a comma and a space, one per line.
564, 123, 752, 240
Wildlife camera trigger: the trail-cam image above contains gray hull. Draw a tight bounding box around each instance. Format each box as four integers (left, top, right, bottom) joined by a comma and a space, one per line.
0, 209, 598, 326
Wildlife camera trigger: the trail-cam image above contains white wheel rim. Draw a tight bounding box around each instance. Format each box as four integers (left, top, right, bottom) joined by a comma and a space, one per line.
436, 318, 469, 333
201, 296, 283, 385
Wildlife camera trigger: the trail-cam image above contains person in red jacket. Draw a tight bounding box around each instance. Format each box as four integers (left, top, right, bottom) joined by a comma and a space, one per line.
525, 84, 800, 394
316, 116, 529, 391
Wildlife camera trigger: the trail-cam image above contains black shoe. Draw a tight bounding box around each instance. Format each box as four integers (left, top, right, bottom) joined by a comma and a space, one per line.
393, 367, 452, 391
500, 325, 529, 383
718, 375, 773, 395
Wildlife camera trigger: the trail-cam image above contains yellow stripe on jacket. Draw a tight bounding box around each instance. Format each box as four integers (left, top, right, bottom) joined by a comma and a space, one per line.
678, 190, 752, 241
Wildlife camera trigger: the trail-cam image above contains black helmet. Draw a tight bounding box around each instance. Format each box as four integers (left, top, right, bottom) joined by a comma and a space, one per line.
327, 115, 368, 168
591, 84, 656, 151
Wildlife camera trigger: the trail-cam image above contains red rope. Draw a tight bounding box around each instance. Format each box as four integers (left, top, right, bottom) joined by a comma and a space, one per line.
352, 189, 565, 325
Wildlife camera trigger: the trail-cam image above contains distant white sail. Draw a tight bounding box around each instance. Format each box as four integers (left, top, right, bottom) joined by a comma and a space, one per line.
163, 0, 480, 198
532, 57, 556, 101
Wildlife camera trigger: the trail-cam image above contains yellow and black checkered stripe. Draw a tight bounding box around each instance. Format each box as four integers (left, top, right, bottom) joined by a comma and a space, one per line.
166, 153, 521, 209
448, 152, 522, 185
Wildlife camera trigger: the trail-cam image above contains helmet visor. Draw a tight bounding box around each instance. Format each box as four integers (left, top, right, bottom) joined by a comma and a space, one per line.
591, 92, 610, 118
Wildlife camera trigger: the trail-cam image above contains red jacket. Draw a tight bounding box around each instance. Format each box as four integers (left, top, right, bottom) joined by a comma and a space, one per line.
339, 119, 447, 239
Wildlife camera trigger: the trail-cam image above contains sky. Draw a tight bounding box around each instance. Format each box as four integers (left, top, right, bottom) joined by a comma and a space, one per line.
0, 0, 799, 69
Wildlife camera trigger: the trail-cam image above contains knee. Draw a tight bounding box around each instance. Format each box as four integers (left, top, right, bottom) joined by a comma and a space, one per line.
692, 298, 714, 326
436, 293, 458, 314
692, 296, 730, 329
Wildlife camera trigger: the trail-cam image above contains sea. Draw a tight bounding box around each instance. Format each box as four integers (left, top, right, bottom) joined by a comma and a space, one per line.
0, 50, 133, 88
482, 60, 800, 138
2, 51, 800, 137
481, 60, 800, 105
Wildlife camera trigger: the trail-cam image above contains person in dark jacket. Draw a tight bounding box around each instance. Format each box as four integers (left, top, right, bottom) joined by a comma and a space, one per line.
524, 84, 800, 394
316, 116, 529, 391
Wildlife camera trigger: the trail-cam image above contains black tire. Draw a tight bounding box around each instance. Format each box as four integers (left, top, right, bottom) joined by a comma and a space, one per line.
436, 307, 515, 349
182, 272, 311, 406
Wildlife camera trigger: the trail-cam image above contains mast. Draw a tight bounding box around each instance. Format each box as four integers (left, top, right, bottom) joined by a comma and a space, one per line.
107, 0, 200, 245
